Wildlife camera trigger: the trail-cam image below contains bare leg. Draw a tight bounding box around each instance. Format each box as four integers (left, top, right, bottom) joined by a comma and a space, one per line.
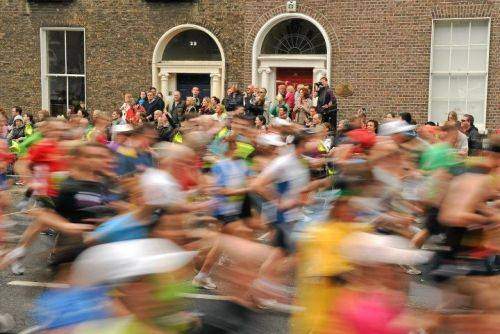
410, 229, 430, 249
198, 236, 221, 275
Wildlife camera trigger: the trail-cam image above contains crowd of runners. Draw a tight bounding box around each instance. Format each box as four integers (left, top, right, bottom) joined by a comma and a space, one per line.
0, 82, 498, 333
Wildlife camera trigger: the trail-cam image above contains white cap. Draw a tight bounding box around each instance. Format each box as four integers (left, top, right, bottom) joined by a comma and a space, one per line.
112, 123, 134, 134
13, 115, 23, 122
340, 232, 434, 266
257, 133, 286, 147
140, 168, 185, 206
378, 120, 416, 136
71, 238, 197, 285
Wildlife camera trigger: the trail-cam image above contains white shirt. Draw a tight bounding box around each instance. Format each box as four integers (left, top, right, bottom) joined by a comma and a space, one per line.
260, 153, 310, 222
455, 131, 469, 156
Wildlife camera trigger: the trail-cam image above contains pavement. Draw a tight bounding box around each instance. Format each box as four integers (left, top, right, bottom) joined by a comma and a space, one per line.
0, 187, 441, 333
0, 191, 289, 333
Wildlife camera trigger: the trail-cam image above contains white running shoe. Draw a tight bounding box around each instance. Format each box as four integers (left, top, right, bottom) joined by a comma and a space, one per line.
256, 299, 305, 313
192, 274, 217, 290
10, 261, 25, 275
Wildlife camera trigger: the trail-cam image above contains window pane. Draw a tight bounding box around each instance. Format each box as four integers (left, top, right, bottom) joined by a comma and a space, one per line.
68, 77, 85, 110
49, 76, 67, 116
47, 31, 65, 74
450, 46, 468, 71
434, 21, 451, 45
468, 75, 486, 100
66, 31, 85, 74
449, 100, 466, 115
431, 76, 449, 98
470, 20, 488, 44
469, 45, 488, 71
450, 75, 467, 98
261, 19, 327, 54
432, 47, 450, 71
467, 101, 485, 125
430, 100, 448, 123
451, 21, 469, 45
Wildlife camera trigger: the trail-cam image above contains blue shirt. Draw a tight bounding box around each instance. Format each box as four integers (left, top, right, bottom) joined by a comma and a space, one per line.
212, 159, 249, 216
91, 213, 149, 243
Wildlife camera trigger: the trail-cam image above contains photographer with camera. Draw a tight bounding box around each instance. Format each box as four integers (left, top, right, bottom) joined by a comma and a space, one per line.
315, 77, 338, 133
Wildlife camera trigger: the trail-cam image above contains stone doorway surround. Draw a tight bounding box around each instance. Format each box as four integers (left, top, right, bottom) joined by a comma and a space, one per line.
152, 24, 225, 99
252, 13, 331, 99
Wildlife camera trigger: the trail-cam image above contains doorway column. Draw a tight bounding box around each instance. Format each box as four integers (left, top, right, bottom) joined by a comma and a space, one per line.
159, 70, 170, 100
258, 67, 271, 92
210, 72, 221, 98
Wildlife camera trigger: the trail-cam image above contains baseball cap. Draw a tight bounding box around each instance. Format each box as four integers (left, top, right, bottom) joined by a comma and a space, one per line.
378, 120, 416, 136
71, 238, 197, 285
112, 124, 134, 134
256, 133, 286, 147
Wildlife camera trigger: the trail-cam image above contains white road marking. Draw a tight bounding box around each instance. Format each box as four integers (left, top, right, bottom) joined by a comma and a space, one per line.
7, 281, 232, 300
7, 280, 70, 289
180, 292, 232, 301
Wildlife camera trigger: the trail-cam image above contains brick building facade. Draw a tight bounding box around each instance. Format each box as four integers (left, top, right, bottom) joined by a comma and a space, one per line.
0, 0, 498, 131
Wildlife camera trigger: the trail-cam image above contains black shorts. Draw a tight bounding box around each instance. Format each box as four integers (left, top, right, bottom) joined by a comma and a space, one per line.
272, 221, 296, 253
425, 206, 442, 235
34, 196, 56, 210
215, 194, 253, 225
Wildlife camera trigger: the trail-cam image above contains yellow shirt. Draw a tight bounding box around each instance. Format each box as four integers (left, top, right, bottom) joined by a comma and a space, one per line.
292, 222, 371, 334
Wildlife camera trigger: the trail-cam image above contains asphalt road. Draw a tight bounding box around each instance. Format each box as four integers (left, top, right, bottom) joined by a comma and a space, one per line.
0, 188, 439, 334
0, 204, 289, 334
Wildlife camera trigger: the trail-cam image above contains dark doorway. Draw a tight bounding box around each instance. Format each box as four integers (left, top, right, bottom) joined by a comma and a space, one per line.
176, 74, 210, 100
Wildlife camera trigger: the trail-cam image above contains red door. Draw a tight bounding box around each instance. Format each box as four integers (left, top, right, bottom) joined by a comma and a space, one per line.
276, 68, 313, 91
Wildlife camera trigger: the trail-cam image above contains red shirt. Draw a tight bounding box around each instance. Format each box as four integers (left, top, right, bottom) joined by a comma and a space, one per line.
126, 104, 146, 125
285, 92, 295, 110
27, 139, 67, 197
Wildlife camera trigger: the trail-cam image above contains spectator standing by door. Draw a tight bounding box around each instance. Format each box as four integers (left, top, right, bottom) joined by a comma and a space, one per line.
144, 91, 165, 121
293, 87, 312, 125
223, 85, 243, 112
168, 90, 186, 123
285, 85, 295, 111
316, 77, 338, 133
190, 86, 202, 111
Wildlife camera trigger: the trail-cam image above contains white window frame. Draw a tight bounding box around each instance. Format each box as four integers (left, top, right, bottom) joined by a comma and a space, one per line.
428, 18, 491, 132
40, 27, 86, 114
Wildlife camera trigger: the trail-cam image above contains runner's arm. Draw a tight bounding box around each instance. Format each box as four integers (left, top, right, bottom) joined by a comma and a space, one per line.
35, 208, 95, 235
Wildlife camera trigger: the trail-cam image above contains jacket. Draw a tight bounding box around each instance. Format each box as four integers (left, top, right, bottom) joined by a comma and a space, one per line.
8, 125, 25, 142
223, 93, 244, 111
294, 97, 312, 125
168, 100, 186, 121
157, 125, 175, 142
190, 94, 202, 111
317, 86, 337, 113
465, 126, 482, 152
144, 98, 165, 119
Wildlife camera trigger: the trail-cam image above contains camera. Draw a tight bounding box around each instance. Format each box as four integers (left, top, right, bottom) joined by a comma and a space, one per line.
314, 82, 323, 92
